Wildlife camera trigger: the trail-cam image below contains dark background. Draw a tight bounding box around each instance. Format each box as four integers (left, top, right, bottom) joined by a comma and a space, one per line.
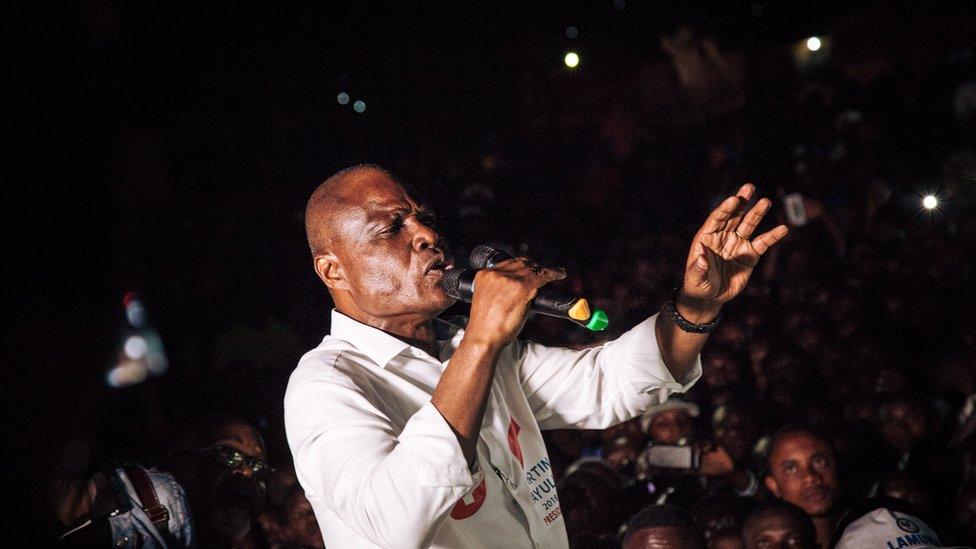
6, 0, 976, 527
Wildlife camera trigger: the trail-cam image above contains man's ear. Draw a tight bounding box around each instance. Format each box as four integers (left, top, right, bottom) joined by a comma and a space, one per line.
764, 474, 780, 497
313, 253, 348, 290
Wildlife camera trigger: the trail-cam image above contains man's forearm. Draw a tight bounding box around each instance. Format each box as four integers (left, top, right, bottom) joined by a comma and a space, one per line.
654, 294, 721, 381
430, 338, 503, 465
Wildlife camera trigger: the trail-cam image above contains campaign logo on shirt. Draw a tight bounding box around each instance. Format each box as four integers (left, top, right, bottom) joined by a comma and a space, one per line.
508, 417, 524, 467
450, 478, 487, 520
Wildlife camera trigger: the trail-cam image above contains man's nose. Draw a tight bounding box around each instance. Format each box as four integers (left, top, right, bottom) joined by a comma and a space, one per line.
802, 466, 823, 485
410, 217, 440, 252
232, 462, 255, 478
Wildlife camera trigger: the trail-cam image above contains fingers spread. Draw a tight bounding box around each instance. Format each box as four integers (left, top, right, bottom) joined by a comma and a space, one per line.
731, 197, 771, 239
703, 195, 745, 232
750, 224, 789, 255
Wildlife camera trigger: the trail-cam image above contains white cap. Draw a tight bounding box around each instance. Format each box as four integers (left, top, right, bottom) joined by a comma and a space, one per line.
640, 399, 699, 434
836, 508, 944, 549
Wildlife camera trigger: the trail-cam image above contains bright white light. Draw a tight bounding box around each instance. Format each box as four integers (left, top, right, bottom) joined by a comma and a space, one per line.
353, 100, 366, 113
566, 26, 578, 39
564, 52, 580, 68
922, 195, 938, 210
806, 36, 822, 52
337, 92, 350, 105
124, 335, 148, 360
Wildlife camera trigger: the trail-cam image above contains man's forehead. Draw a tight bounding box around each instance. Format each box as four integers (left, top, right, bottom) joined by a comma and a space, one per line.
338, 171, 423, 214
775, 435, 829, 459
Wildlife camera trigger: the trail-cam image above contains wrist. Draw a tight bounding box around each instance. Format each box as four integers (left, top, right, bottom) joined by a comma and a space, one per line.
675, 290, 722, 325
458, 332, 506, 356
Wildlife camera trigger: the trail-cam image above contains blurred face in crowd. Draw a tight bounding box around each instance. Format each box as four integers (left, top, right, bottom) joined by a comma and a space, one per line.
742, 510, 816, 549
713, 405, 759, 464
877, 472, 933, 518
764, 432, 840, 517
604, 435, 644, 475
624, 526, 704, 549
877, 397, 930, 453
709, 531, 745, 549
307, 167, 453, 323
648, 408, 695, 445
703, 352, 743, 390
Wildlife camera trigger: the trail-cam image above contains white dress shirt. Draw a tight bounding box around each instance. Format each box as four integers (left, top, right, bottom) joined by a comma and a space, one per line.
284, 310, 701, 548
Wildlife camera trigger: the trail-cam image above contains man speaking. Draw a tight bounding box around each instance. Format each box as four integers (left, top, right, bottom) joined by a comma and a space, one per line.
284, 164, 787, 548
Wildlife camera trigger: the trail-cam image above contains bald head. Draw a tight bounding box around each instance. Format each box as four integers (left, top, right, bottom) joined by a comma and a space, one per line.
305, 164, 399, 256
302, 165, 452, 321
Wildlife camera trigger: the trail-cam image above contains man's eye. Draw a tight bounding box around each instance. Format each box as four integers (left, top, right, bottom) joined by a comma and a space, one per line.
418, 212, 438, 228
784, 464, 796, 474
385, 218, 404, 234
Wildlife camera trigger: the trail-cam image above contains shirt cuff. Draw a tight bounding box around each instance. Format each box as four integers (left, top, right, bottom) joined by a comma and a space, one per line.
616, 313, 703, 397
398, 400, 484, 488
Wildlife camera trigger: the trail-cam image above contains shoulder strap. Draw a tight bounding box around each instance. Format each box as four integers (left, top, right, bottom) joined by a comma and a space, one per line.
123, 466, 171, 538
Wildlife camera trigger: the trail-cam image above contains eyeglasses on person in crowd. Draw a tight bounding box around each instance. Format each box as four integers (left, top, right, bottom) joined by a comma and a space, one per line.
191, 445, 273, 476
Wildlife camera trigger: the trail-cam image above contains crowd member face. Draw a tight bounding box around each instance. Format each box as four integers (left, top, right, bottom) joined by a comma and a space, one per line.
604, 435, 644, 475
703, 353, 742, 390
624, 526, 704, 549
764, 432, 840, 517
648, 409, 695, 445
877, 398, 929, 454
742, 512, 816, 549
204, 421, 270, 541
713, 405, 759, 464
309, 167, 454, 323
709, 531, 745, 549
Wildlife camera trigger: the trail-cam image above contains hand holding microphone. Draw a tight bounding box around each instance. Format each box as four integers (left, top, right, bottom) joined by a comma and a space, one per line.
440, 245, 609, 335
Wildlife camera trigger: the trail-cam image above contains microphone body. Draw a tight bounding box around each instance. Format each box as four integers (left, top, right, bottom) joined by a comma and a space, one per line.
439, 245, 608, 331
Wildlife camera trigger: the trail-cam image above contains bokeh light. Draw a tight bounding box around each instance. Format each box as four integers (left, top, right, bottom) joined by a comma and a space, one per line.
806, 36, 822, 51
124, 335, 148, 360
353, 100, 366, 113
566, 26, 578, 39
564, 52, 580, 68
337, 92, 350, 105
922, 195, 938, 210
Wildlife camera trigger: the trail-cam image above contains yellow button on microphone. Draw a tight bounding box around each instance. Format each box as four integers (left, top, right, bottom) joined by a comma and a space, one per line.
567, 299, 591, 321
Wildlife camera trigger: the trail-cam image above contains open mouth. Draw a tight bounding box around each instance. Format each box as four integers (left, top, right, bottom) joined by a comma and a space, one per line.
425, 258, 455, 275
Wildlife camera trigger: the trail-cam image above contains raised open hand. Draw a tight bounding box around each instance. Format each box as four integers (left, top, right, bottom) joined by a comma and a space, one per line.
683, 183, 788, 305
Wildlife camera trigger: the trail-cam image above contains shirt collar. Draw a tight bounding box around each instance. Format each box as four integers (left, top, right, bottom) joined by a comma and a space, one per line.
329, 310, 413, 368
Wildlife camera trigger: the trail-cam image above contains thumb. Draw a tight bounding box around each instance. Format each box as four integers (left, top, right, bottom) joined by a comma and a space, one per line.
690, 253, 709, 286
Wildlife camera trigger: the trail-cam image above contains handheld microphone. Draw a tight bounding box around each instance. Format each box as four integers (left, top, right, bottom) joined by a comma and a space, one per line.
439, 245, 609, 331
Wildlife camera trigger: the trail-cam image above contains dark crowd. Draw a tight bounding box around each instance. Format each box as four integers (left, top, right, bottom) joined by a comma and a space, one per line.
10, 1, 976, 548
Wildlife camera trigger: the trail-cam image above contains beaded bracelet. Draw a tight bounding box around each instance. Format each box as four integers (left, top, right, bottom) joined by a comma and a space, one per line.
661, 285, 722, 334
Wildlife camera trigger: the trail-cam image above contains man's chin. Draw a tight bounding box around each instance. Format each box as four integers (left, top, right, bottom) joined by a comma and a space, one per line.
210, 506, 254, 541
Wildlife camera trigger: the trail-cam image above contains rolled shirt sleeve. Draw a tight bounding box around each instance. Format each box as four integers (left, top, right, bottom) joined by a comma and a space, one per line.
285, 358, 484, 549
518, 313, 702, 430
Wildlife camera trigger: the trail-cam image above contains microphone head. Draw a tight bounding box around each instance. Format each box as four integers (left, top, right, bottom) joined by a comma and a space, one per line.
469, 244, 511, 270
439, 267, 464, 299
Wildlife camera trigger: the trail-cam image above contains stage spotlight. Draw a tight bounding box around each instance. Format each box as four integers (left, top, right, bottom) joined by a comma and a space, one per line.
353, 100, 366, 113
337, 92, 350, 105
922, 195, 938, 210
806, 36, 822, 52
564, 52, 580, 68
